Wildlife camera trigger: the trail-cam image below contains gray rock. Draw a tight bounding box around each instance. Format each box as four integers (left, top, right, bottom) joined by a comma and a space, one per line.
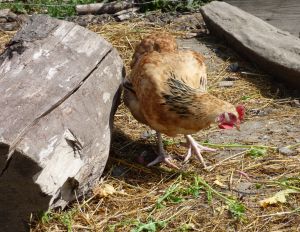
249, 108, 272, 116
0, 15, 124, 231
228, 62, 239, 72
0, 21, 18, 31
0, 9, 17, 21
116, 13, 132, 21
223, 76, 238, 81
291, 99, 300, 107
278, 147, 297, 156
234, 182, 258, 194
141, 130, 156, 139
218, 80, 234, 87
111, 165, 128, 177
200, 1, 300, 88
0, 9, 25, 31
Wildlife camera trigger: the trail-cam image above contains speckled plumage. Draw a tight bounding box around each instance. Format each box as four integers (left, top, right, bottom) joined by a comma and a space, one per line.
128, 51, 237, 136
123, 32, 243, 168
130, 32, 178, 69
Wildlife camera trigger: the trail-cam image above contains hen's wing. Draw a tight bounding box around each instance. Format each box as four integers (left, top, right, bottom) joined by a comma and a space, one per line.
125, 32, 178, 124
191, 51, 207, 91
123, 78, 148, 125
130, 32, 178, 69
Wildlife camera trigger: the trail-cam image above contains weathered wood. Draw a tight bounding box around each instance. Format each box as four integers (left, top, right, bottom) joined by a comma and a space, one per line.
115, 7, 139, 21
76, 1, 134, 15
76, 3, 105, 15
200, 1, 300, 88
0, 14, 124, 232
225, 0, 300, 37
0, 9, 27, 31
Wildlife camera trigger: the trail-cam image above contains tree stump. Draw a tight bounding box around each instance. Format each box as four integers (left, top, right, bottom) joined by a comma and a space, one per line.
201, 1, 300, 88
0, 14, 124, 232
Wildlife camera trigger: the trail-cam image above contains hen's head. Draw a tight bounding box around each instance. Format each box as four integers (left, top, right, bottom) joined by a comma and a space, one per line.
217, 105, 245, 130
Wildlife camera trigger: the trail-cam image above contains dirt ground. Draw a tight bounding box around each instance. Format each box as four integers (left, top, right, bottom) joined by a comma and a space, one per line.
103, 13, 300, 231
108, 13, 300, 231
1, 11, 300, 232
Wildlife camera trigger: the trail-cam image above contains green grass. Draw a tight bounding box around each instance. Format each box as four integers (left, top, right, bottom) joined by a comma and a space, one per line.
39, 209, 76, 231
0, 0, 213, 18
105, 173, 246, 231
131, 219, 167, 232
196, 176, 246, 221
141, 0, 212, 12
155, 175, 246, 221
0, 0, 98, 18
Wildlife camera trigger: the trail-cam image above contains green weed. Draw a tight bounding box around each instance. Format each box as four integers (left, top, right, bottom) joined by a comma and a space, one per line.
131, 219, 167, 232
247, 147, 267, 158
156, 181, 183, 208
163, 138, 177, 146
40, 211, 53, 224
197, 176, 246, 221
241, 95, 251, 101
0, 0, 96, 18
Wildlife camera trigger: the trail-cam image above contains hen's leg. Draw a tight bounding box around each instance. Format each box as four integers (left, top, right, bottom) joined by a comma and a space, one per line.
147, 132, 179, 169
184, 135, 216, 168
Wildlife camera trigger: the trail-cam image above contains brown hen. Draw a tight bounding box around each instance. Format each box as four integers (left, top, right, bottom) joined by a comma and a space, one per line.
124, 33, 244, 169
125, 32, 207, 123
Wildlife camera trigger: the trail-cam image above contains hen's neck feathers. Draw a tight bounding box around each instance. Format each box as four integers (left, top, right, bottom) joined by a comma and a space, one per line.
162, 77, 237, 121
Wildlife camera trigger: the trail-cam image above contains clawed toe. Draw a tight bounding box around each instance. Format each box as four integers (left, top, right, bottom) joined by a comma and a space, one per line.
147, 154, 179, 169
183, 147, 192, 163
184, 135, 217, 168
197, 145, 217, 152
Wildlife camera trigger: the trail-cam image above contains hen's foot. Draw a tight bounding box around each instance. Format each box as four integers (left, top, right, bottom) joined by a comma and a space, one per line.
147, 151, 179, 169
147, 132, 179, 169
184, 135, 217, 168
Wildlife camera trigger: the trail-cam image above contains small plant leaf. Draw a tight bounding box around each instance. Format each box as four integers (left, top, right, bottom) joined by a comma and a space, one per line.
241, 95, 251, 101
41, 211, 52, 224
163, 139, 176, 146
131, 220, 166, 232
248, 148, 267, 158
206, 188, 213, 203
227, 200, 246, 220
156, 182, 181, 207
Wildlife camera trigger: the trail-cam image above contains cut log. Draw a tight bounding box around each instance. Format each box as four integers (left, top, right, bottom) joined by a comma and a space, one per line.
0, 9, 27, 31
0, 14, 124, 232
76, 3, 105, 15
224, 0, 300, 37
76, 1, 134, 15
200, 1, 300, 88
115, 7, 139, 21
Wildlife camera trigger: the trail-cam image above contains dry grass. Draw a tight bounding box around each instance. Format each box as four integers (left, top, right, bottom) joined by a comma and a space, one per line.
1, 19, 300, 232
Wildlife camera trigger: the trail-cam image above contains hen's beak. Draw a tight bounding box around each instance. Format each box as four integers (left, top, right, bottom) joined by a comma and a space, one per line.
234, 123, 240, 131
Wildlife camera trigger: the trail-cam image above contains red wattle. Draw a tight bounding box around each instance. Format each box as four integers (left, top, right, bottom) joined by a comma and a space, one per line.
219, 124, 234, 129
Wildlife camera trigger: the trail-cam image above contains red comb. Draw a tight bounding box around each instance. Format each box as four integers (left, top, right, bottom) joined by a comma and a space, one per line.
236, 105, 245, 121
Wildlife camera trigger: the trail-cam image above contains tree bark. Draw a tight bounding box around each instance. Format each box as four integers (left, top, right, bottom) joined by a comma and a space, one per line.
0, 14, 124, 232
201, 1, 300, 88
